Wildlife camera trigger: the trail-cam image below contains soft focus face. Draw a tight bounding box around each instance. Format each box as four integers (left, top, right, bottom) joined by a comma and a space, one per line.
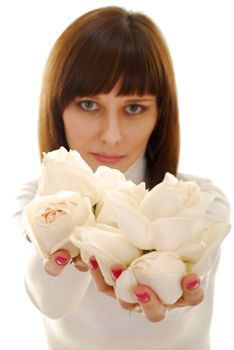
62, 82, 157, 172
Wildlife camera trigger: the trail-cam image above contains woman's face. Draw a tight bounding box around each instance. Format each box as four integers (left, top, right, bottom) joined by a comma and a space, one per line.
62, 82, 157, 172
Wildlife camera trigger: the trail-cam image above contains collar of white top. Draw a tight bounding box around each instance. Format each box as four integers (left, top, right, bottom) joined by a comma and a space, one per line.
124, 154, 145, 185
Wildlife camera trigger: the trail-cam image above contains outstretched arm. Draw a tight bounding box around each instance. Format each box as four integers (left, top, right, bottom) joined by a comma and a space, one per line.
16, 181, 91, 319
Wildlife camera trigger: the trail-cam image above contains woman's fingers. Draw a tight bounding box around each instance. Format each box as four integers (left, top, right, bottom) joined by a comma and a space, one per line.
110, 264, 139, 311
27, 233, 88, 274
73, 254, 89, 272
181, 274, 204, 306
43, 249, 71, 276
26, 232, 71, 276
89, 261, 203, 320
89, 256, 115, 298
133, 284, 167, 322
26, 232, 72, 276
110, 264, 124, 281
169, 274, 204, 309
110, 264, 165, 317
118, 299, 140, 311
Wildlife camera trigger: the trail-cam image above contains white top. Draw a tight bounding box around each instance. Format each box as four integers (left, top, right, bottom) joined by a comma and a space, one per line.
15, 158, 231, 350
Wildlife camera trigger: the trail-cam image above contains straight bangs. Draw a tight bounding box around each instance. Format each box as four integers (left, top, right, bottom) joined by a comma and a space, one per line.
58, 15, 163, 109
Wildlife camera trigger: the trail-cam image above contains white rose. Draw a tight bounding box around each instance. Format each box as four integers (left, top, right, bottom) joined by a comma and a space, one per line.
94, 166, 128, 226
70, 224, 142, 286
94, 166, 127, 192
178, 221, 230, 275
38, 147, 101, 205
115, 251, 187, 305
140, 172, 214, 220
23, 191, 95, 258
95, 180, 147, 227
106, 173, 228, 250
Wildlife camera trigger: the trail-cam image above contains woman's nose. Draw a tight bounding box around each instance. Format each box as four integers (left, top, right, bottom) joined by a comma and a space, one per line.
99, 116, 122, 145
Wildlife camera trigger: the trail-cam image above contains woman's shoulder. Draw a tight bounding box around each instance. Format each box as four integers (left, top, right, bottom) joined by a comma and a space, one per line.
177, 172, 213, 185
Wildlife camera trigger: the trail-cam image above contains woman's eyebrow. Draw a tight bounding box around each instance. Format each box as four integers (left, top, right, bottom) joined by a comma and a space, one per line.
123, 97, 155, 103
75, 95, 156, 103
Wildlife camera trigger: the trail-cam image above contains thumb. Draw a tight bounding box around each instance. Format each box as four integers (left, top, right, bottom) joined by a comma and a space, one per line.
43, 249, 71, 276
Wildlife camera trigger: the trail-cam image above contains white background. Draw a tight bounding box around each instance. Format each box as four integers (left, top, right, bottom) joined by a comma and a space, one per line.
0, 0, 233, 349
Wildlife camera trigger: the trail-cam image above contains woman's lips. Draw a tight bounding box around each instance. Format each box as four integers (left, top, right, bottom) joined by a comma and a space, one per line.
91, 153, 125, 165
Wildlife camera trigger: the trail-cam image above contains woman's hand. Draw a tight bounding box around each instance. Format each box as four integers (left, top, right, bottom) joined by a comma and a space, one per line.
26, 235, 203, 322
26, 234, 89, 276
43, 250, 89, 276
88, 256, 204, 323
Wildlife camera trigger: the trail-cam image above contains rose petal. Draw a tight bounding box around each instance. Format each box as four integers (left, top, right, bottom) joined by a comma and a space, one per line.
115, 268, 138, 303
96, 189, 135, 223
95, 166, 126, 192
149, 216, 218, 251
140, 172, 213, 220
140, 186, 184, 220
116, 251, 186, 305
191, 222, 230, 275
23, 192, 95, 258
70, 225, 142, 285
132, 252, 186, 304
51, 238, 80, 258
39, 148, 100, 204
109, 201, 150, 249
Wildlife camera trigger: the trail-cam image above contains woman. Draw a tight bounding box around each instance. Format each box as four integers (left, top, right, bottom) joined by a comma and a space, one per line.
18, 6, 230, 350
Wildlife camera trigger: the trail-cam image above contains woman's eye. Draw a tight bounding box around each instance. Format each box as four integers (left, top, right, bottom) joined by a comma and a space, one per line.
78, 100, 98, 111
125, 104, 143, 114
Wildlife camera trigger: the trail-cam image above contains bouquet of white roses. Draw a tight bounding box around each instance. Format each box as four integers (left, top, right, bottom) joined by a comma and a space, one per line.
23, 147, 230, 305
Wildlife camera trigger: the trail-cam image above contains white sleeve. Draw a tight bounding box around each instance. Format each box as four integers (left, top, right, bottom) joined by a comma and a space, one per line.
15, 181, 91, 319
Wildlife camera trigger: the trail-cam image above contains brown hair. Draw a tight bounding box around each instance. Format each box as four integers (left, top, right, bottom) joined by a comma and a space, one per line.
38, 6, 180, 189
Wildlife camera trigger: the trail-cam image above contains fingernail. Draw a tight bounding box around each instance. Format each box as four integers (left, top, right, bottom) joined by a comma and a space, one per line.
134, 292, 151, 303
111, 267, 123, 281
187, 279, 200, 290
89, 257, 99, 270
55, 256, 70, 266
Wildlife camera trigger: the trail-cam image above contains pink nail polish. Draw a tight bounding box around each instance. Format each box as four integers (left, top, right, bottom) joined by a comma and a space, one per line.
111, 268, 123, 280
187, 279, 200, 290
55, 256, 69, 266
89, 257, 99, 270
135, 292, 151, 303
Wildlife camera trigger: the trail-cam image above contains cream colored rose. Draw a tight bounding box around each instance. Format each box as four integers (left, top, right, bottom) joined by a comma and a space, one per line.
180, 221, 230, 275
23, 191, 95, 258
94, 166, 130, 226
38, 148, 143, 207
38, 147, 101, 205
94, 166, 127, 192
70, 224, 142, 286
115, 251, 187, 305
95, 179, 147, 227
106, 173, 228, 250
140, 172, 214, 220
